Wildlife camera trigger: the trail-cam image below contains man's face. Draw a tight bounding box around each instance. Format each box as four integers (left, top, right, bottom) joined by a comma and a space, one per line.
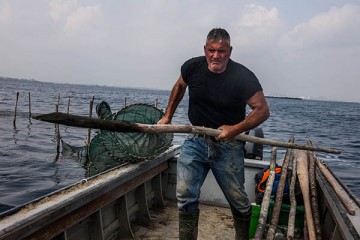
204, 40, 232, 73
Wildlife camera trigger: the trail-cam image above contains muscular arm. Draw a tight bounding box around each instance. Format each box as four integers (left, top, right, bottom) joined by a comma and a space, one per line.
157, 75, 187, 124
216, 91, 270, 141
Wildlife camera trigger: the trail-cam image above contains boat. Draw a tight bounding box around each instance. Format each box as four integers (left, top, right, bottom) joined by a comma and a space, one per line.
0, 138, 359, 240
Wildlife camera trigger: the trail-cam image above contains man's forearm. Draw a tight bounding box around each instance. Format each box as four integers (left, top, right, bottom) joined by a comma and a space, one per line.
238, 107, 270, 133
163, 77, 187, 122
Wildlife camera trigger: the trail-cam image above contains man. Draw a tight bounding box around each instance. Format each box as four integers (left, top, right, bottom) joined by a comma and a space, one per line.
158, 28, 270, 240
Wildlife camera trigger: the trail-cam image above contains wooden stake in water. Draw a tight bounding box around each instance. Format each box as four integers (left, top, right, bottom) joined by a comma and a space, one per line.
67, 97, 70, 114
13, 92, 19, 126
56, 94, 60, 113
154, 98, 158, 108
87, 96, 95, 147
28, 92, 31, 117
55, 94, 61, 156
124, 97, 127, 107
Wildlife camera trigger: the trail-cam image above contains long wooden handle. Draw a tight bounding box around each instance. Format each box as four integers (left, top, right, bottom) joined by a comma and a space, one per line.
316, 159, 356, 215
33, 112, 342, 154
296, 150, 316, 240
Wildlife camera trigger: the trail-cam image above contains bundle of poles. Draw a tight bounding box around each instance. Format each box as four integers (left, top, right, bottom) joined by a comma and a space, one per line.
253, 139, 355, 240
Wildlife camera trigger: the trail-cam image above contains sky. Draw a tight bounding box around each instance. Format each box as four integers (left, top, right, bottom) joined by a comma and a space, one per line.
0, 0, 359, 102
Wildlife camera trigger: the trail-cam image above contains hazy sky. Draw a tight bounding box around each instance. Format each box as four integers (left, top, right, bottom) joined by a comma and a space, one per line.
1, 1, 359, 102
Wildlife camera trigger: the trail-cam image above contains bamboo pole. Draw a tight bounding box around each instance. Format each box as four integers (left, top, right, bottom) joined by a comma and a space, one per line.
296, 150, 316, 240
287, 144, 298, 240
316, 159, 356, 215
13, 92, 19, 126
253, 147, 277, 240
307, 141, 322, 240
266, 138, 294, 240
32, 112, 342, 154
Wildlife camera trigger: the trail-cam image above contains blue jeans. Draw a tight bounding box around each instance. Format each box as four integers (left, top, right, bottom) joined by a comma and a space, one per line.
177, 134, 251, 214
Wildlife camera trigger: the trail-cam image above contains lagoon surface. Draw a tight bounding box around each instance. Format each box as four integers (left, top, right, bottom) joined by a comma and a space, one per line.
1, 79, 359, 208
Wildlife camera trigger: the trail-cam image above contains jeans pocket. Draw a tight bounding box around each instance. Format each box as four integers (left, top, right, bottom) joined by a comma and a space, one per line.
223, 140, 244, 149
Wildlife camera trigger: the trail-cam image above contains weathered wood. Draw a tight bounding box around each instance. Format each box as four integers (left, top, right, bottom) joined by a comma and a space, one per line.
33, 112, 342, 154
87, 96, 95, 147
254, 147, 277, 240
296, 150, 316, 240
307, 141, 322, 240
287, 144, 298, 240
266, 138, 294, 240
28, 92, 31, 116
316, 159, 356, 215
56, 94, 60, 113
13, 92, 19, 125
55, 97, 61, 158
67, 97, 70, 114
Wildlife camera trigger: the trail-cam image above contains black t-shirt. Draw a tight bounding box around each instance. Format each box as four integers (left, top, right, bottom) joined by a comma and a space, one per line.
181, 56, 263, 129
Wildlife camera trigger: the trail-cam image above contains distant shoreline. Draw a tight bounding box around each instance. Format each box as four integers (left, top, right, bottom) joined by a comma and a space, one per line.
3, 77, 359, 103
265, 96, 302, 100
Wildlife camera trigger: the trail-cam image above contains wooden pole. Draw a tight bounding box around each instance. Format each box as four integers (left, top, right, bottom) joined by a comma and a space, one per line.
55, 94, 61, 157
154, 98, 158, 108
32, 112, 342, 154
13, 92, 19, 126
254, 147, 277, 240
266, 138, 294, 240
67, 97, 70, 114
87, 96, 95, 147
56, 94, 60, 113
28, 92, 31, 116
316, 159, 356, 215
86, 96, 94, 159
307, 141, 322, 239
287, 143, 298, 239
296, 150, 316, 240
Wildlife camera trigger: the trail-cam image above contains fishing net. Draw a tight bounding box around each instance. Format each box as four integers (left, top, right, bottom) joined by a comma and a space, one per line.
96, 101, 112, 119
88, 103, 173, 176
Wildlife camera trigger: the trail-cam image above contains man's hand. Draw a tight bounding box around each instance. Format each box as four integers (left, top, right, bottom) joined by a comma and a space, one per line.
215, 125, 241, 141
157, 117, 171, 125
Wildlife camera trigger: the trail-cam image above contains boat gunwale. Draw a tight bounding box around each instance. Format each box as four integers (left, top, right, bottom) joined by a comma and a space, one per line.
0, 145, 181, 240
316, 167, 360, 240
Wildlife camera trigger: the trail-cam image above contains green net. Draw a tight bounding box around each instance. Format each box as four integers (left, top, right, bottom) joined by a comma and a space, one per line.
95, 101, 112, 119
88, 103, 173, 176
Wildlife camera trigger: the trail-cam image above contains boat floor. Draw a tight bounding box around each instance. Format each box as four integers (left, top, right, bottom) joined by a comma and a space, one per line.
122, 201, 236, 240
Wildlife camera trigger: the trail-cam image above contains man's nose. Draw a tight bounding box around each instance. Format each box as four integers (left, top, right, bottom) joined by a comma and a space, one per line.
213, 51, 220, 58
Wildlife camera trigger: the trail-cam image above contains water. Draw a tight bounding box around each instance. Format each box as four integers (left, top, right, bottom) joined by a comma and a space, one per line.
0, 79, 359, 208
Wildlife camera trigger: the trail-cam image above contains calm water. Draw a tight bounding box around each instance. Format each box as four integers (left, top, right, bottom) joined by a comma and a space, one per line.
0, 79, 359, 208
